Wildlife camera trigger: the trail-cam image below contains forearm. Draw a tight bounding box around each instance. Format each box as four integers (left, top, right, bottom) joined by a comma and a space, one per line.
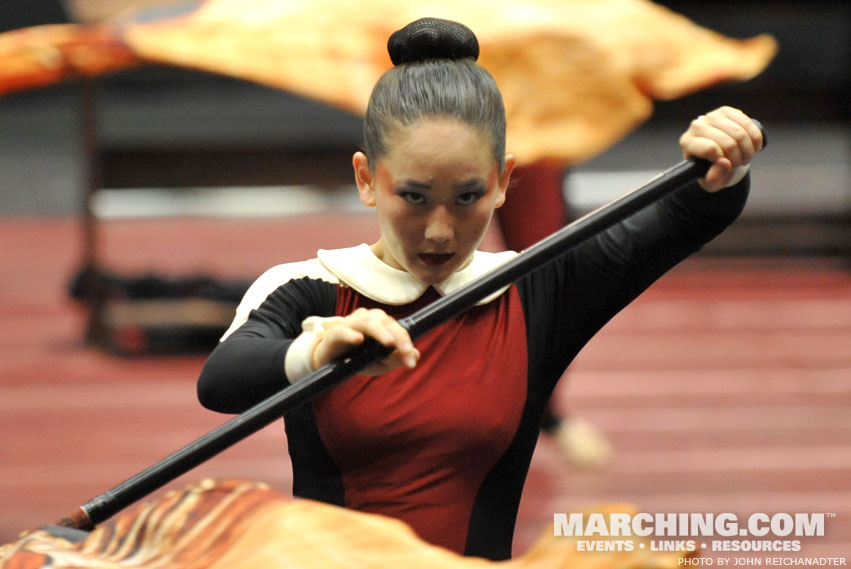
197, 335, 291, 413
197, 269, 340, 413
612, 174, 750, 283
563, 174, 749, 343
659, 174, 750, 247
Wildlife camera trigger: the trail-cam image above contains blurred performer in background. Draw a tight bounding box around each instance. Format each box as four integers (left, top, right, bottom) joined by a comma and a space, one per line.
498, 161, 614, 469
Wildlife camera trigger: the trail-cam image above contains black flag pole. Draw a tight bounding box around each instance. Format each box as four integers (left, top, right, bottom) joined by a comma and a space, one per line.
58, 123, 764, 530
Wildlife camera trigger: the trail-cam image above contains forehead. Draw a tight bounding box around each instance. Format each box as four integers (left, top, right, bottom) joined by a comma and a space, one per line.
380, 118, 497, 178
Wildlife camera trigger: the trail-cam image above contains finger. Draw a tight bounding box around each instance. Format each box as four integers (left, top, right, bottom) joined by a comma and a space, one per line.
338, 308, 393, 345
721, 106, 764, 149
707, 106, 766, 160
748, 121, 765, 153
359, 317, 410, 351
315, 327, 366, 367
361, 347, 421, 376
383, 320, 415, 354
396, 346, 420, 369
684, 116, 742, 168
350, 309, 414, 353
325, 326, 367, 348
680, 127, 724, 164
703, 157, 734, 192
703, 110, 755, 167
324, 309, 418, 373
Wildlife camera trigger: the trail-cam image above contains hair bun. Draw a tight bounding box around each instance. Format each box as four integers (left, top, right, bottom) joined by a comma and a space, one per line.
388, 18, 479, 66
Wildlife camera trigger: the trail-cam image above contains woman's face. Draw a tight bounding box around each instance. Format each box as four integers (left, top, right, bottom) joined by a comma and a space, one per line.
354, 118, 514, 285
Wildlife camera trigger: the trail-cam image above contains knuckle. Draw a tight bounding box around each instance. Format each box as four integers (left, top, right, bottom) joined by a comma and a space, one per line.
732, 127, 750, 145
719, 137, 743, 157
373, 309, 395, 323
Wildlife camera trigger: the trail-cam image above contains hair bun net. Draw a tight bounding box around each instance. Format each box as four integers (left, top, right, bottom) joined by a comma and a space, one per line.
388, 18, 479, 65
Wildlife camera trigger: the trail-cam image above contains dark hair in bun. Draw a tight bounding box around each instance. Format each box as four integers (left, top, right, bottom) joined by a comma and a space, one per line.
363, 18, 506, 170
387, 18, 479, 65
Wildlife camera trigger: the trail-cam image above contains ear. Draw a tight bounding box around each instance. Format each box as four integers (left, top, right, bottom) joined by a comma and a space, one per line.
353, 151, 376, 207
494, 154, 516, 209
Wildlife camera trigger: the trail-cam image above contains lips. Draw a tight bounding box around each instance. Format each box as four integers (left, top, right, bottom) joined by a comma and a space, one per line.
419, 253, 454, 266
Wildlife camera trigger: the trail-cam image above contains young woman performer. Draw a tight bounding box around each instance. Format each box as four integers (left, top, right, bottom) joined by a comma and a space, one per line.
197, 18, 763, 560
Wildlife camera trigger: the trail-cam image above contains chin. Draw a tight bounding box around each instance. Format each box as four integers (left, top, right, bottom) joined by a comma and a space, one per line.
419, 266, 460, 286
405, 251, 471, 285
413, 271, 446, 286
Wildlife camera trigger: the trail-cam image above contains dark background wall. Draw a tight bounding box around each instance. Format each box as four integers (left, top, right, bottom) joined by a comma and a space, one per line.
655, 0, 849, 123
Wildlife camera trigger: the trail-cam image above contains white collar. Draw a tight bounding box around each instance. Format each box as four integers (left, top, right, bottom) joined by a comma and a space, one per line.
317, 244, 517, 306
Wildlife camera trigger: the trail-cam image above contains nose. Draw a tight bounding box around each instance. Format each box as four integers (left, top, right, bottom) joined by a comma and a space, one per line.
424, 206, 454, 243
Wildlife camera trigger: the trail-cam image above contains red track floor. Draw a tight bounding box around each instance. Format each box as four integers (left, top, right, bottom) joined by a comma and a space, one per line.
1, 215, 849, 560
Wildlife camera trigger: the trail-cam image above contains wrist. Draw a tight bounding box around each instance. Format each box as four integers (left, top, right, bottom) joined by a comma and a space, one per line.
725, 164, 750, 188
283, 316, 343, 383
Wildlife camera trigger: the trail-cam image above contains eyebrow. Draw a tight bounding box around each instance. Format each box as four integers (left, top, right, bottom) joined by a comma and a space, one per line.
397, 178, 486, 190
398, 180, 431, 190
455, 179, 487, 191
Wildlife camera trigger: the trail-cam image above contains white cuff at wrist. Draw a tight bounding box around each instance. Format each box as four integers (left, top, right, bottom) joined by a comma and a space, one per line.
724, 164, 750, 188
283, 316, 344, 383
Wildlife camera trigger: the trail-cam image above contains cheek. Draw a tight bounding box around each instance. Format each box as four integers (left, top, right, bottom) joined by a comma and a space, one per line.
466, 201, 498, 232
383, 210, 412, 240
379, 205, 423, 257
374, 166, 394, 194
373, 170, 404, 232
